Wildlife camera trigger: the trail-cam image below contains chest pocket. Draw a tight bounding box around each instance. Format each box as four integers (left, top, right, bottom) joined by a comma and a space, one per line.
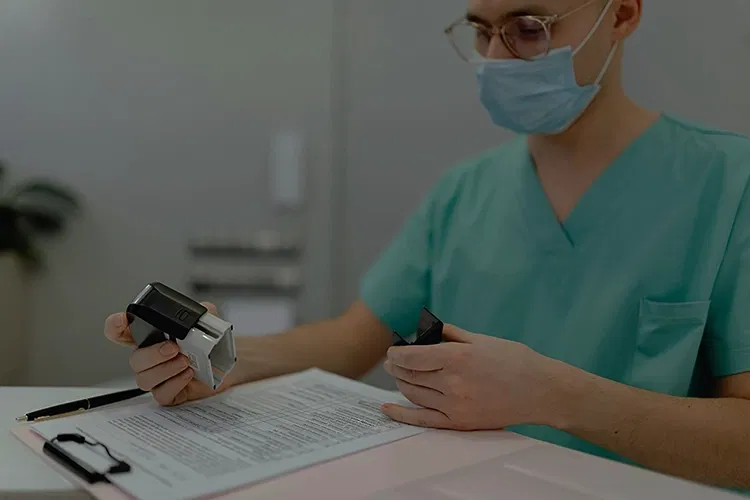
632, 299, 711, 395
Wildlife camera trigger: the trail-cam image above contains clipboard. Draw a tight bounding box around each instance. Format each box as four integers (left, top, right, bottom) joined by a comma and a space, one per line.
12, 423, 529, 500
12, 427, 276, 499
12, 416, 343, 500
12, 426, 132, 500
7, 368, 440, 500
42, 432, 131, 483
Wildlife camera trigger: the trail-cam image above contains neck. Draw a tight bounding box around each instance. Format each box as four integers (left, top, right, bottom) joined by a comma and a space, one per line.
527, 82, 660, 172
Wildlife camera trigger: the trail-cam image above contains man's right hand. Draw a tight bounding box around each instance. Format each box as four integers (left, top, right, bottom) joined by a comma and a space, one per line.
104, 302, 225, 406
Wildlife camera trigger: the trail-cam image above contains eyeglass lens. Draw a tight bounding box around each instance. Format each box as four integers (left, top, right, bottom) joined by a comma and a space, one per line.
450, 17, 551, 61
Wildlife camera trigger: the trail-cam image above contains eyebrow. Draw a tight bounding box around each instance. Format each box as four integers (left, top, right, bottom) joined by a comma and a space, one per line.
466, 4, 553, 25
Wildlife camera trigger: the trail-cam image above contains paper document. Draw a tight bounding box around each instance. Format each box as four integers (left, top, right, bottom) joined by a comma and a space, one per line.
30, 369, 426, 500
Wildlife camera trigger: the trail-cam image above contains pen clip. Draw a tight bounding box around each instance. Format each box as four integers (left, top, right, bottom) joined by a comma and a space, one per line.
32, 408, 87, 423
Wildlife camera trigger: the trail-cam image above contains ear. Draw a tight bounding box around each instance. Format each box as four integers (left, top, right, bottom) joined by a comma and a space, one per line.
612, 0, 642, 41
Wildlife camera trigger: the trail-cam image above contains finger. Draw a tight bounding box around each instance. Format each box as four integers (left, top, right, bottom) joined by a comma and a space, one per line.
106, 304, 216, 348
134, 354, 189, 391
129, 341, 180, 373
170, 379, 211, 406
185, 379, 214, 399
104, 313, 135, 346
151, 367, 194, 406
384, 360, 445, 393
380, 404, 453, 429
396, 379, 444, 410
387, 345, 448, 371
171, 387, 189, 406
441, 324, 476, 343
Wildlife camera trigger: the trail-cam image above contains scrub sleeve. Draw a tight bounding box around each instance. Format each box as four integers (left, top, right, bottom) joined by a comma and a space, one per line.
359, 169, 463, 337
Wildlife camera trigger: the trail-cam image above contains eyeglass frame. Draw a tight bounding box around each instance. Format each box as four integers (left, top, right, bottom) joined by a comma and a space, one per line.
443, 0, 603, 61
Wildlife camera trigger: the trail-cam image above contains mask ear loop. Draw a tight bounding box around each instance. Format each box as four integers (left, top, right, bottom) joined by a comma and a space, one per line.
594, 41, 620, 84
572, 0, 617, 56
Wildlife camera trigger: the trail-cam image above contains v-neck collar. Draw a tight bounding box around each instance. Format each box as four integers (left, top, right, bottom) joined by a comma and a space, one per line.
516, 115, 669, 253
518, 157, 575, 252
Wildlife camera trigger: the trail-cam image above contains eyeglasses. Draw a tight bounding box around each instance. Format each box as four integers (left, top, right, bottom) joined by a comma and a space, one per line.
444, 0, 601, 61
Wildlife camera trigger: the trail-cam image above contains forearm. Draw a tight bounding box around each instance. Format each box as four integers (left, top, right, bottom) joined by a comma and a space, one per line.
227, 314, 391, 387
550, 362, 750, 488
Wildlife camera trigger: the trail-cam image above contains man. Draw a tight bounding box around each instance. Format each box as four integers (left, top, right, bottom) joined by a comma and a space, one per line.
105, 0, 750, 490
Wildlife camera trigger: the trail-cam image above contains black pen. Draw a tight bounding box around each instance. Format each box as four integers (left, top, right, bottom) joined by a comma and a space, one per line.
15, 388, 147, 423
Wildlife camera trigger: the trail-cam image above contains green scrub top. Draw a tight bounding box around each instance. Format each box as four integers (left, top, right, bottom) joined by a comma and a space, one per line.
360, 114, 750, 464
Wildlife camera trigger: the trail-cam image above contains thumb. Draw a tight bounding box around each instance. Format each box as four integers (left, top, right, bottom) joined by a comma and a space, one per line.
201, 301, 218, 315
441, 324, 476, 343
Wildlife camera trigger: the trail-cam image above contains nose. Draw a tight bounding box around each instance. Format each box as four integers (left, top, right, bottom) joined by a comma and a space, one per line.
485, 34, 514, 60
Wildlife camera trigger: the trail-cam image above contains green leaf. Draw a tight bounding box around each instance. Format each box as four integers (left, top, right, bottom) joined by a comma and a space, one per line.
17, 209, 65, 234
0, 167, 81, 271
0, 206, 41, 269
10, 181, 80, 210
0, 207, 18, 252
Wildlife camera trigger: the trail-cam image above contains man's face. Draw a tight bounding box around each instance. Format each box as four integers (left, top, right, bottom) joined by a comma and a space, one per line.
465, 0, 639, 85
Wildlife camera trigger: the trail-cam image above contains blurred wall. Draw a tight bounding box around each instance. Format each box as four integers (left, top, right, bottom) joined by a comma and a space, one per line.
0, 0, 338, 385
620, 0, 750, 134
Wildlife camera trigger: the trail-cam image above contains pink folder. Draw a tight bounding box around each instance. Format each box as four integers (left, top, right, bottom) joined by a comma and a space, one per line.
12, 425, 535, 500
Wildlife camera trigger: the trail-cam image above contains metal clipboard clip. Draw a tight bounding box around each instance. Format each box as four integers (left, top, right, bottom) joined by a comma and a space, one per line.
391, 308, 444, 346
42, 433, 131, 484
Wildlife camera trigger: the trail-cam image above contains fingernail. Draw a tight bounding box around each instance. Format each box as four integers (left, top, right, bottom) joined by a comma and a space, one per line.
160, 342, 178, 356
182, 368, 193, 379
114, 313, 125, 328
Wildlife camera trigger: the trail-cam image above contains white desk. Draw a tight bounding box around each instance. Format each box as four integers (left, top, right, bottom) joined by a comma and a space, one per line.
1, 386, 743, 499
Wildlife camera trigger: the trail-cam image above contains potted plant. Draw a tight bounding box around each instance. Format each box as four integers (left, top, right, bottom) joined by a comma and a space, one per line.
0, 161, 80, 384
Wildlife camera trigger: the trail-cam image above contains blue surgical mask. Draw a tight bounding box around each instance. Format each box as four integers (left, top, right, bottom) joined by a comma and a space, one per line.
474, 0, 618, 135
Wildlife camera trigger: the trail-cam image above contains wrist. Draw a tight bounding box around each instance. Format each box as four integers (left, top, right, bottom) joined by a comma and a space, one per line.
223, 363, 247, 389
535, 357, 592, 431
221, 337, 259, 388
222, 335, 296, 388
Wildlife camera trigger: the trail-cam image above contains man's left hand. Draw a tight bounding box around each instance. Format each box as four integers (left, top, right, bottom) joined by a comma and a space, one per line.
381, 325, 569, 431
